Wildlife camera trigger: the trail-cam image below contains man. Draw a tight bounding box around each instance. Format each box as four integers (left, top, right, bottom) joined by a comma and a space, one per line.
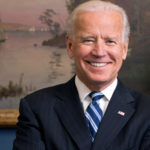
13, 1, 150, 150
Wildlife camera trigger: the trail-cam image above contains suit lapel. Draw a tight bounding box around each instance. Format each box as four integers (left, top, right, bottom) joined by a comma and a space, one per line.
54, 78, 92, 150
92, 81, 135, 150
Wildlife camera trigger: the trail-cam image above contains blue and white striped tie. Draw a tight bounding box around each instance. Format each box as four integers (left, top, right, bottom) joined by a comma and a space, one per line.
86, 91, 104, 141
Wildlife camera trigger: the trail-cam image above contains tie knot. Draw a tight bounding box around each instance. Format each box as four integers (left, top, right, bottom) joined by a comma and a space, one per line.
89, 91, 104, 102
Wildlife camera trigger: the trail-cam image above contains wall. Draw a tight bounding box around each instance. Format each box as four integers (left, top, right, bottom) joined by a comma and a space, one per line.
0, 129, 16, 150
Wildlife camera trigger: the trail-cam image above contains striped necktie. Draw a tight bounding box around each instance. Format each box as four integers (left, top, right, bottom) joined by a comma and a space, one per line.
85, 91, 104, 141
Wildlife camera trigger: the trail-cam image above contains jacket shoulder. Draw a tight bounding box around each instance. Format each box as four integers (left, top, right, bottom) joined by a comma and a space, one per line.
128, 87, 150, 114
129, 88, 150, 102
20, 77, 75, 108
118, 80, 150, 110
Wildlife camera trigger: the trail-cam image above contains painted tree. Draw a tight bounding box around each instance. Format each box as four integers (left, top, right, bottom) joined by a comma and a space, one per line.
39, 9, 61, 37
65, 0, 88, 13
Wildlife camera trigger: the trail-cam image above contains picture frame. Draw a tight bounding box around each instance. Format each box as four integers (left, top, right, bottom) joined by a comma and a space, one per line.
0, 109, 19, 127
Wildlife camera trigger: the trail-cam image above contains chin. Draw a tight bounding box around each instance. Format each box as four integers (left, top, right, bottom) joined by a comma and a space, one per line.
89, 74, 108, 81
88, 74, 114, 85
87, 76, 107, 84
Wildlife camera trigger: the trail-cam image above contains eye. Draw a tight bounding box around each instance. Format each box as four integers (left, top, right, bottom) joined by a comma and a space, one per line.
82, 39, 95, 45
80, 36, 95, 45
84, 39, 93, 43
106, 39, 116, 45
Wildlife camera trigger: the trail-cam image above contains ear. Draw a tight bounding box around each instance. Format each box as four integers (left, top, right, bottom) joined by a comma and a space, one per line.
66, 35, 74, 58
122, 39, 129, 60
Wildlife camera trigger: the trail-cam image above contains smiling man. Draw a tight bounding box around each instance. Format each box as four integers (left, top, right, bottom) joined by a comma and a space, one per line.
66, 10, 128, 91
13, 1, 150, 150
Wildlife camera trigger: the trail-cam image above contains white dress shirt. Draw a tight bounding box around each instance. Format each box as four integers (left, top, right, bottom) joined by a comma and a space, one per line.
75, 76, 118, 115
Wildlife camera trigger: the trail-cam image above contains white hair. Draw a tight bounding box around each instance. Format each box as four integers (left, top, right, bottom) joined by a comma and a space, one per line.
66, 0, 130, 43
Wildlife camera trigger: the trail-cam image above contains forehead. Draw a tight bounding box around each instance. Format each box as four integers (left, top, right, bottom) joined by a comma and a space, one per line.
74, 11, 123, 36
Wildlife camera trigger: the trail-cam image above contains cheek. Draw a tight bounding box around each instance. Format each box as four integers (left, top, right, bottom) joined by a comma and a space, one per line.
110, 49, 125, 64
72, 45, 89, 58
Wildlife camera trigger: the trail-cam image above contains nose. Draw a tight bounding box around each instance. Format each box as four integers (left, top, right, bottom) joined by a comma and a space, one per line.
91, 40, 106, 57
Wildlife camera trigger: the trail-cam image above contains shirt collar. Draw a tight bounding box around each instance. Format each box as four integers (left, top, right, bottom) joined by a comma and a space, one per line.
75, 76, 118, 102
101, 78, 118, 101
75, 76, 91, 102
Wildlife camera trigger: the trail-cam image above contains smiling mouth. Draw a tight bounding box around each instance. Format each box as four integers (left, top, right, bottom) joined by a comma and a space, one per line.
90, 62, 107, 67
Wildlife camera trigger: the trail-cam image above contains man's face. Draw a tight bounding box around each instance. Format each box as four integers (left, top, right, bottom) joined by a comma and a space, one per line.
67, 11, 128, 91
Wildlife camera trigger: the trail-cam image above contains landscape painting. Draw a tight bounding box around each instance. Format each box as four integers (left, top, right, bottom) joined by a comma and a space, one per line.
0, 0, 150, 126
0, 0, 72, 126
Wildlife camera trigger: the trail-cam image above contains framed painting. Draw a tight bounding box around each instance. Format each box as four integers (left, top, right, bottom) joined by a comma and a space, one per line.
0, 0, 72, 127
0, 0, 150, 127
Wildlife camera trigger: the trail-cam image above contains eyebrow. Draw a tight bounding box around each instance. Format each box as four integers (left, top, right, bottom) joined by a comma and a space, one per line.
104, 36, 118, 41
80, 35, 96, 40
79, 35, 119, 42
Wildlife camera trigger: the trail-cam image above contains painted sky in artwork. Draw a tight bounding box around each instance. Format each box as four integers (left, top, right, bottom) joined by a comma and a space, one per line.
0, 0, 68, 27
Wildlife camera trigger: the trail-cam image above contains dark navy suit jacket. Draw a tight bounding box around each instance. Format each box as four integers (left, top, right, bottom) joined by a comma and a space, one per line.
13, 77, 150, 150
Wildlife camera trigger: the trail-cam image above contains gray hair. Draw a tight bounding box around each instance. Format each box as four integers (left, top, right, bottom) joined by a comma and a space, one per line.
66, 0, 130, 43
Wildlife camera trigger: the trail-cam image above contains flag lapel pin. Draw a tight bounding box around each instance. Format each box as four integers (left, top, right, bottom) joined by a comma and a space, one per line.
117, 111, 125, 116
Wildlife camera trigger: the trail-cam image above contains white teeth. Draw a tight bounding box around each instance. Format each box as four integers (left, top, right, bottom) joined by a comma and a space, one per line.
90, 62, 107, 67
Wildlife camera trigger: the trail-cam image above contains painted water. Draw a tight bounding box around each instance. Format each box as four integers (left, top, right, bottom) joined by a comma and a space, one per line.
0, 31, 74, 108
